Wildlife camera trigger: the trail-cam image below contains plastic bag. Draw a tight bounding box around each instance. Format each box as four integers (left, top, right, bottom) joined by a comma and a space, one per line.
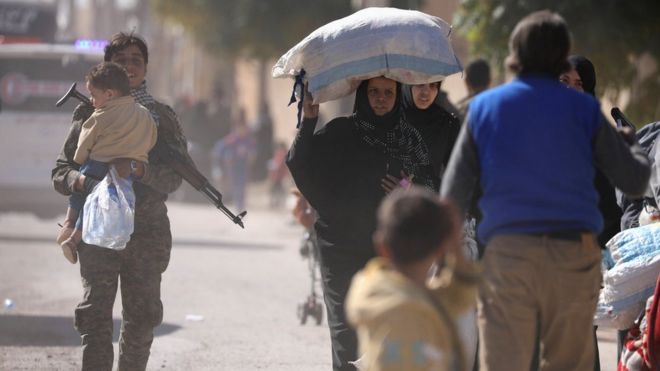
82, 166, 135, 250
594, 224, 660, 329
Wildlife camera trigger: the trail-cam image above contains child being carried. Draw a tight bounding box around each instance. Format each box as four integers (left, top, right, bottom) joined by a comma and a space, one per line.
56, 61, 157, 264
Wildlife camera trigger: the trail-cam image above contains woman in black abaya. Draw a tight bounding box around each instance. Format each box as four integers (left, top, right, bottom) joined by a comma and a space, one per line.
287, 76, 434, 370
561, 55, 622, 371
401, 82, 461, 190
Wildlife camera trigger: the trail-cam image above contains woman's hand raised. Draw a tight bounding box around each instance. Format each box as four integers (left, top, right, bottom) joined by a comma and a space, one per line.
302, 84, 319, 119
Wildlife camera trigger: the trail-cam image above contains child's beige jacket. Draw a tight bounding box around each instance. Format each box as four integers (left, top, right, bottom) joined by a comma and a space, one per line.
74, 95, 157, 164
346, 257, 480, 371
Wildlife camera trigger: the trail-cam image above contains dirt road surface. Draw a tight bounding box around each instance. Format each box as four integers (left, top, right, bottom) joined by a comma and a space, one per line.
0, 200, 619, 370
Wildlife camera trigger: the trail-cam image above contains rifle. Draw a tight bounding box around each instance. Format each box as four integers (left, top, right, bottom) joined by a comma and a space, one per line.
56, 83, 247, 228
611, 107, 636, 130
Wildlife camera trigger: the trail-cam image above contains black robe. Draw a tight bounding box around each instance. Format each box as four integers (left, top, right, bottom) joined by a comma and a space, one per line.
286, 80, 438, 369
286, 80, 433, 255
402, 85, 461, 191
287, 115, 389, 256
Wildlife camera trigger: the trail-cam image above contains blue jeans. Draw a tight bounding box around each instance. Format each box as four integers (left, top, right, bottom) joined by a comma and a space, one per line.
69, 160, 109, 230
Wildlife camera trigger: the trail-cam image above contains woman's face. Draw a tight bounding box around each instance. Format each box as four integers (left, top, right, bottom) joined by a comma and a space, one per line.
367, 77, 397, 116
411, 83, 439, 110
560, 67, 583, 92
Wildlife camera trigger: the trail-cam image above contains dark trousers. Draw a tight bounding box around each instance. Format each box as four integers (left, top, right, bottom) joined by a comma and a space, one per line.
75, 229, 170, 371
318, 245, 373, 371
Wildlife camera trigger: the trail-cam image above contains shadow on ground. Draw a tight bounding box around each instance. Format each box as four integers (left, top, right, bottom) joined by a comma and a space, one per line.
0, 314, 180, 346
0, 235, 282, 251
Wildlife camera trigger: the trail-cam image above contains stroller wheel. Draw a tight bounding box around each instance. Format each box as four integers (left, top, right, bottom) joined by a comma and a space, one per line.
297, 303, 308, 325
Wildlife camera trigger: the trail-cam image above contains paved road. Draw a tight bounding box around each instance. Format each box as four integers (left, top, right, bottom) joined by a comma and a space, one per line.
0, 201, 620, 370
0, 201, 330, 370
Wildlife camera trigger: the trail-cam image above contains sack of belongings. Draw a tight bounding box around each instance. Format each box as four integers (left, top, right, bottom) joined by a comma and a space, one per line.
273, 7, 462, 105
594, 223, 660, 330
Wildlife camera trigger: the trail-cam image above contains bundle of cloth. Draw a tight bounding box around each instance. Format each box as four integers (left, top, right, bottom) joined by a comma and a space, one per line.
272, 7, 462, 105
595, 223, 660, 329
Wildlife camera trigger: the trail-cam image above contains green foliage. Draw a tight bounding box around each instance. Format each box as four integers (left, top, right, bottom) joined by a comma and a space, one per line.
455, 0, 660, 125
152, 0, 349, 59
151, 0, 425, 60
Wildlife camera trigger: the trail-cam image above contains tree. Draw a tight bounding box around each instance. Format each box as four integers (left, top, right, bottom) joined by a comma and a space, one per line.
455, 0, 660, 125
152, 0, 426, 69
152, 1, 357, 60
151, 1, 353, 179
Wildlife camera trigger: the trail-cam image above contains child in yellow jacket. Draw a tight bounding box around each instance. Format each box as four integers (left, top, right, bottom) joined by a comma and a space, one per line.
346, 187, 480, 371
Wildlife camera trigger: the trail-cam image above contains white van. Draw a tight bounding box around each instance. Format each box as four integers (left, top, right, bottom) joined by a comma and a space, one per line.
0, 42, 103, 217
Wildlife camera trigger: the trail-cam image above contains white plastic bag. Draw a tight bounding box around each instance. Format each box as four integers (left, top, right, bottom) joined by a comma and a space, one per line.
273, 7, 462, 104
594, 224, 660, 329
82, 166, 135, 250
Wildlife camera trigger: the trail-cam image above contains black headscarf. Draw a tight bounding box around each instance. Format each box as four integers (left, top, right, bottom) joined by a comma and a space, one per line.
401, 83, 461, 188
351, 79, 435, 190
568, 55, 596, 96
353, 79, 402, 129
401, 83, 451, 128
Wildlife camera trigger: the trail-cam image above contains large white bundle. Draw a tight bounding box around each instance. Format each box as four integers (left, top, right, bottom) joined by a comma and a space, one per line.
272, 7, 462, 104
594, 224, 660, 329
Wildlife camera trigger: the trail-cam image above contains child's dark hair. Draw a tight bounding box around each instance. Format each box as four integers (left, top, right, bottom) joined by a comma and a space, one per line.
86, 62, 130, 96
376, 187, 458, 264
104, 32, 149, 64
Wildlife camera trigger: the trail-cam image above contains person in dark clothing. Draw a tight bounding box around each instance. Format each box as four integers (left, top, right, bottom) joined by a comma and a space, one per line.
401, 82, 461, 191
560, 54, 623, 371
287, 76, 435, 371
560, 55, 623, 247
456, 59, 491, 121
403, 82, 480, 370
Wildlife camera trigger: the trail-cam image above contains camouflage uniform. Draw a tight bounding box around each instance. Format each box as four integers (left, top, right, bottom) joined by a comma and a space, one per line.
52, 99, 192, 371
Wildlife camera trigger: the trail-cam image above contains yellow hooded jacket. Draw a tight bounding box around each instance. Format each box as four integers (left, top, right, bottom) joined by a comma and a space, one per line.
346, 257, 480, 371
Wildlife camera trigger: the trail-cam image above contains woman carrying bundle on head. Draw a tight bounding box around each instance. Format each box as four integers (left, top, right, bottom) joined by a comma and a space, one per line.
287, 76, 435, 370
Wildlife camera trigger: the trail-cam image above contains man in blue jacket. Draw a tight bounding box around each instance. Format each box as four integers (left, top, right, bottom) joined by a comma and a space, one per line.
441, 10, 650, 371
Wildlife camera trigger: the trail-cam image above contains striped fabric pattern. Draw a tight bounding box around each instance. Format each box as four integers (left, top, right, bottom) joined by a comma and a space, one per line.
594, 224, 660, 329
273, 7, 462, 104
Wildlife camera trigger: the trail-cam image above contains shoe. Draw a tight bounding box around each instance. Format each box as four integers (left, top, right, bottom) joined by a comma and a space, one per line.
56, 208, 78, 244
60, 230, 81, 264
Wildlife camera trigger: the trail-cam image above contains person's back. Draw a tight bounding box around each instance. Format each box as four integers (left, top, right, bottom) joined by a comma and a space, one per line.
441, 10, 650, 371
75, 62, 156, 165
347, 258, 474, 371
76, 96, 156, 164
470, 75, 602, 242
